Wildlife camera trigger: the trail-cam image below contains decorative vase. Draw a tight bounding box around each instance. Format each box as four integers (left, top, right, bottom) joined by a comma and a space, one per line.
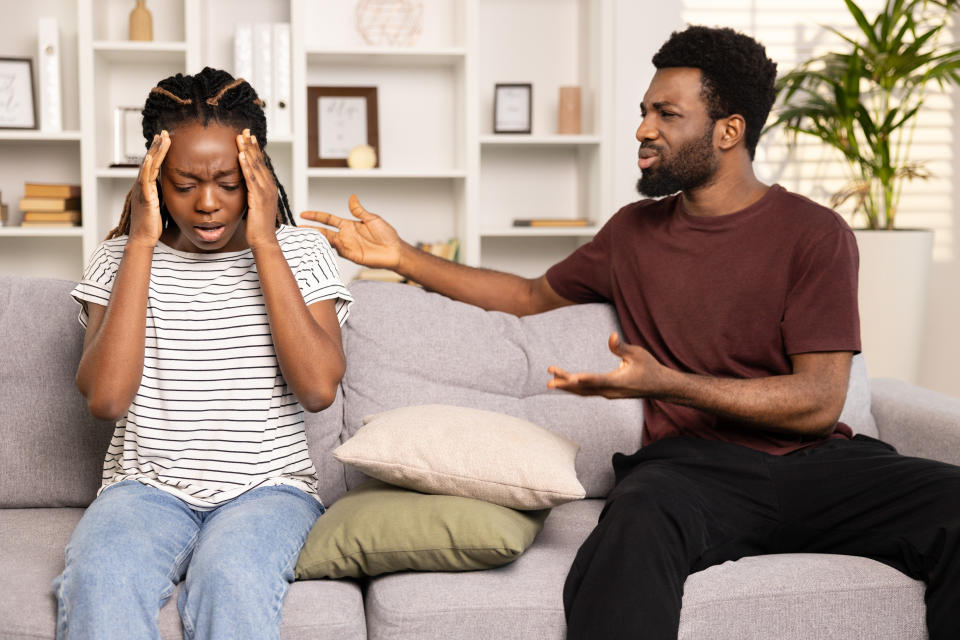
129, 0, 153, 42
853, 228, 934, 384
557, 86, 582, 134
355, 0, 423, 47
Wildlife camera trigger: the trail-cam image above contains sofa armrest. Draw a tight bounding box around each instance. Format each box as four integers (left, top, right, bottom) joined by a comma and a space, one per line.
871, 378, 960, 465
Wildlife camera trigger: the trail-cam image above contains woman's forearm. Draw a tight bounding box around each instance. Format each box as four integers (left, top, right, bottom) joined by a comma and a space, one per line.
75, 243, 155, 420
252, 243, 346, 412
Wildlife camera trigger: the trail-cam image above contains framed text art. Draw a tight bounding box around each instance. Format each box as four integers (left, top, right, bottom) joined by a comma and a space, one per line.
493, 83, 532, 134
0, 58, 37, 129
111, 106, 145, 167
307, 86, 379, 168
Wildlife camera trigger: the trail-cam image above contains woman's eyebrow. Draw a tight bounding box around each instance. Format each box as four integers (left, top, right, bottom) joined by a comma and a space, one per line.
172, 168, 241, 180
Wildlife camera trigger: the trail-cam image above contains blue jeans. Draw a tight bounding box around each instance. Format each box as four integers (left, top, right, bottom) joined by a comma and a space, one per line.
53, 481, 324, 640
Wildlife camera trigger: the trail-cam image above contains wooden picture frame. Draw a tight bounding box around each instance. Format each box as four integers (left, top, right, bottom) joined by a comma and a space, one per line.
307, 86, 379, 168
494, 83, 532, 134
0, 57, 37, 129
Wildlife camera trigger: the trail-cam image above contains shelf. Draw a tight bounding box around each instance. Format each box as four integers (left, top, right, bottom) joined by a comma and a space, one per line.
0, 227, 84, 238
93, 41, 187, 64
481, 226, 599, 238
0, 130, 82, 142
306, 47, 466, 67
96, 167, 140, 179
480, 135, 601, 146
307, 168, 467, 179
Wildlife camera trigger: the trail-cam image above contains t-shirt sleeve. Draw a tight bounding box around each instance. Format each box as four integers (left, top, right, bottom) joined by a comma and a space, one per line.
293, 231, 354, 326
545, 214, 616, 303
70, 240, 124, 329
781, 227, 861, 355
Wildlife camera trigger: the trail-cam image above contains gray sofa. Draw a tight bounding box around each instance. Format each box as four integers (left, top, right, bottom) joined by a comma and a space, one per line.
2, 274, 960, 640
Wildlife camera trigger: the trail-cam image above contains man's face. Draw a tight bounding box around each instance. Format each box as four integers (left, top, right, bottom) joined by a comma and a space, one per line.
635, 67, 719, 198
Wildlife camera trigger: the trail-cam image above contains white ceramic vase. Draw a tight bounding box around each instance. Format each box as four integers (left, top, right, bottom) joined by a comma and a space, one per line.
853, 228, 934, 383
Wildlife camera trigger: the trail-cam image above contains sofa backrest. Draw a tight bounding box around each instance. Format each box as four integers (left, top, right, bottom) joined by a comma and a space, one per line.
0, 276, 877, 508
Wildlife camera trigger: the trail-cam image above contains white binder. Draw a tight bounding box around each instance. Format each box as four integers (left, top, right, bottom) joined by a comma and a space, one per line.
234, 23, 253, 85
253, 23, 274, 133
272, 23, 291, 139
37, 17, 62, 132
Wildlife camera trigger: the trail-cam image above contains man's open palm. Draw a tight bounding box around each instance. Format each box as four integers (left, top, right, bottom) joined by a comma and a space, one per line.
301, 194, 402, 269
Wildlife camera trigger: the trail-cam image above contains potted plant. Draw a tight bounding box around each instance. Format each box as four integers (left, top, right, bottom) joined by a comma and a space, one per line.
768, 0, 960, 382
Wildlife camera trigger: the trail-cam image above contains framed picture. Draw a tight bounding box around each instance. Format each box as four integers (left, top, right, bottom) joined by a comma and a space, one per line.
307, 86, 379, 168
0, 57, 37, 129
111, 106, 145, 167
494, 83, 532, 134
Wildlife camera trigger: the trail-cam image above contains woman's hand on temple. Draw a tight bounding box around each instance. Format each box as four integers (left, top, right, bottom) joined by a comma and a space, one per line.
127, 130, 170, 248
237, 128, 280, 249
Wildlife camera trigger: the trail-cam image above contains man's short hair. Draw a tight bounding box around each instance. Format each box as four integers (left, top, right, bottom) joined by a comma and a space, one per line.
652, 26, 777, 160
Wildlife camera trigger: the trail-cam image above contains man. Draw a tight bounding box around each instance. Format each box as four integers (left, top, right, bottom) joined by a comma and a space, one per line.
303, 26, 960, 640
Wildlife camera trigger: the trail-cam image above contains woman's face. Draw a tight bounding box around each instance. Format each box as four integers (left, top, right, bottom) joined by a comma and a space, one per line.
158, 120, 249, 253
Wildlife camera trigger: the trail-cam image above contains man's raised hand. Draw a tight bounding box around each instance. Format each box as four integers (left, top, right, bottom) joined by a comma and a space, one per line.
301, 195, 403, 269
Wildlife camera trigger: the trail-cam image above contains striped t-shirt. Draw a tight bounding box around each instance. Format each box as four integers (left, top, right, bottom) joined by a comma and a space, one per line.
70, 225, 353, 510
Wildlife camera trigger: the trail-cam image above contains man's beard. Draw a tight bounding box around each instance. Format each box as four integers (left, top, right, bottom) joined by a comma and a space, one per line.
636, 125, 718, 197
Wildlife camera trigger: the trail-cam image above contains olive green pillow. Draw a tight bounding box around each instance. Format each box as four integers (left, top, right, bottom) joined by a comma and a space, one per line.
295, 480, 549, 579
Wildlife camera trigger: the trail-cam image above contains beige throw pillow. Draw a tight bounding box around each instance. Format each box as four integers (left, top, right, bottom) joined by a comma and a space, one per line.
333, 404, 585, 510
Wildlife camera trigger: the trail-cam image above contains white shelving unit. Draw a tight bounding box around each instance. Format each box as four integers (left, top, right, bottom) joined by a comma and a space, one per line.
0, 0, 614, 282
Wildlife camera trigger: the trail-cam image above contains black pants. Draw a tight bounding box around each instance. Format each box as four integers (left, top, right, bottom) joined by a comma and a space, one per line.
563, 435, 960, 639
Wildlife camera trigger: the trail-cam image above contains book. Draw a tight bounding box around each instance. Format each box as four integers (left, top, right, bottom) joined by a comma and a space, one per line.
23, 183, 80, 198
0, 203, 7, 226
512, 218, 590, 227
20, 220, 80, 227
354, 268, 406, 283
23, 210, 81, 223
18, 197, 81, 212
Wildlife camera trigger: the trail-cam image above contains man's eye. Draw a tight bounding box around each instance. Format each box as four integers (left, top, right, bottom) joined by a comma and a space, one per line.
172, 185, 193, 193
221, 184, 241, 191
661, 111, 676, 118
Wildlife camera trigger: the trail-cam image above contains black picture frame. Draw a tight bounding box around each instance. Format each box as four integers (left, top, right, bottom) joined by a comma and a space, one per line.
307, 86, 379, 168
493, 83, 532, 134
0, 57, 37, 130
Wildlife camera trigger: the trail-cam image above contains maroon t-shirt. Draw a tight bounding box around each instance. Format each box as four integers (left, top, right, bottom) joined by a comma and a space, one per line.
546, 185, 860, 455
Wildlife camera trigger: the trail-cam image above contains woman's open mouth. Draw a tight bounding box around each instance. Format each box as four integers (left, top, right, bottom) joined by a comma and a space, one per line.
194, 223, 226, 243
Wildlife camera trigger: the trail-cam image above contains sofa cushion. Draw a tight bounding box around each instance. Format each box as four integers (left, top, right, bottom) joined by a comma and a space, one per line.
335, 404, 585, 509
0, 508, 367, 640
362, 500, 924, 640
678, 553, 924, 640
295, 479, 548, 579
341, 282, 644, 497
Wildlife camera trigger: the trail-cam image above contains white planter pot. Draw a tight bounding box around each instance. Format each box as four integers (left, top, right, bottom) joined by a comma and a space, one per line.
853, 229, 934, 383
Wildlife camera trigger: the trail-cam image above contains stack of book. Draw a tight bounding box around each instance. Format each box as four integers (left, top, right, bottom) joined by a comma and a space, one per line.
512, 218, 589, 227
19, 183, 81, 227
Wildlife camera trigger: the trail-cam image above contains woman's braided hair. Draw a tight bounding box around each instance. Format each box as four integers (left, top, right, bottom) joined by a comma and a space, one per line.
107, 67, 295, 239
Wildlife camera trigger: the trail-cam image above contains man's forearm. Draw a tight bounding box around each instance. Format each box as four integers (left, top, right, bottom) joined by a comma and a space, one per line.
395, 242, 564, 317
654, 367, 844, 437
